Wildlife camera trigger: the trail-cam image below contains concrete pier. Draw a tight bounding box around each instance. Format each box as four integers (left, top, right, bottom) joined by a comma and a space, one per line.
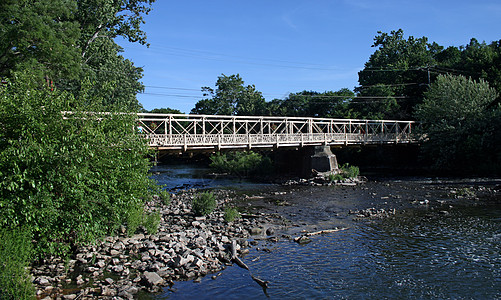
310, 146, 338, 173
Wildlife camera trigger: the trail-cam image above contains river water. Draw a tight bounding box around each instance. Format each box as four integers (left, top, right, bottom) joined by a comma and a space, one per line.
149, 164, 501, 299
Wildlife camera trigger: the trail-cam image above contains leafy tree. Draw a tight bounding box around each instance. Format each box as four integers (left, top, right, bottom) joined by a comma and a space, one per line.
0, 74, 155, 256
147, 107, 183, 114
0, 0, 155, 111
0, 0, 81, 80
191, 74, 266, 116
415, 74, 500, 172
356, 29, 442, 119
264, 89, 354, 118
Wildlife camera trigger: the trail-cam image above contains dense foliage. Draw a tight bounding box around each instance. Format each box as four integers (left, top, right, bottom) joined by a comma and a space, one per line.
209, 151, 273, 178
0, 75, 154, 256
0, 227, 34, 300
191, 74, 266, 115
192, 192, 217, 217
0, 1, 156, 297
415, 74, 500, 172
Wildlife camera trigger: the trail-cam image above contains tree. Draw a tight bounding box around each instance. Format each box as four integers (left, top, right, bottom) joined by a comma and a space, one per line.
191, 74, 266, 116
147, 107, 183, 114
0, 0, 156, 112
264, 89, 354, 118
0, 74, 155, 256
0, 0, 81, 80
415, 74, 500, 172
356, 29, 442, 119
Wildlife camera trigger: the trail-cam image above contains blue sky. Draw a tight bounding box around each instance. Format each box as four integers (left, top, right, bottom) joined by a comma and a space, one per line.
116, 0, 501, 113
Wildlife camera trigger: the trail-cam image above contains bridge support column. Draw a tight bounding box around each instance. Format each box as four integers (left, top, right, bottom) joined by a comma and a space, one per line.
309, 146, 338, 174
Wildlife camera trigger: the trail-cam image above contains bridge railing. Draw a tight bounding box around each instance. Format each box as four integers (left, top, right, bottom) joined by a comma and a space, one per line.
137, 113, 418, 150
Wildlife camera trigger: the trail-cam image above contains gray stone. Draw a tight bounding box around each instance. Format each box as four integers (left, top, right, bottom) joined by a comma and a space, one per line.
142, 271, 164, 287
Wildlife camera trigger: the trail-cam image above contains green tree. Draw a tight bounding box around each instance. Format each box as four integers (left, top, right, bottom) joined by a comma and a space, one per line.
357, 29, 443, 119
0, 74, 155, 256
191, 74, 266, 116
0, 0, 155, 111
415, 74, 500, 172
0, 0, 81, 80
264, 89, 354, 118
147, 107, 183, 114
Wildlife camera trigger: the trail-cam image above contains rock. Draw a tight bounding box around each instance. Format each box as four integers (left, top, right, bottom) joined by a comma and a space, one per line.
250, 227, 263, 235
63, 294, 77, 300
142, 271, 164, 287
101, 286, 116, 296
34, 277, 51, 286
265, 227, 274, 236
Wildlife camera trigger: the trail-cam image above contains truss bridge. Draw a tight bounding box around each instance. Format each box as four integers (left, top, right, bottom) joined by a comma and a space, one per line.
137, 114, 419, 152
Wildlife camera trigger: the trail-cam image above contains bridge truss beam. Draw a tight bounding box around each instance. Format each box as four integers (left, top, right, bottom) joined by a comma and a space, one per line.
137, 113, 418, 151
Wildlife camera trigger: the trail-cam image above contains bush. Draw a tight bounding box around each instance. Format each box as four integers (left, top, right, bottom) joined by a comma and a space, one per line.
329, 163, 360, 181
224, 207, 240, 222
209, 151, 273, 178
0, 227, 35, 300
143, 211, 161, 235
343, 164, 360, 178
159, 188, 171, 206
0, 74, 155, 257
192, 192, 217, 216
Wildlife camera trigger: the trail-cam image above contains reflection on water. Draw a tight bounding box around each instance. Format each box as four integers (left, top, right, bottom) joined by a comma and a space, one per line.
151, 164, 501, 299
150, 164, 270, 191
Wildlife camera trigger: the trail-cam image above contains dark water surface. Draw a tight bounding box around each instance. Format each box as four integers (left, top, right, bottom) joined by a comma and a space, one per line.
151, 165, 501, 299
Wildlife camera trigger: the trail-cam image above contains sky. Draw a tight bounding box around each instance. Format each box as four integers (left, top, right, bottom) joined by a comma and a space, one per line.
116, 0, 501, 113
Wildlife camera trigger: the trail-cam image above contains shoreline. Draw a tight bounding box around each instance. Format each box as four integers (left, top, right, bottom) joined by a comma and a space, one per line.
31, 177, 501, 299
31, 189, 287, 299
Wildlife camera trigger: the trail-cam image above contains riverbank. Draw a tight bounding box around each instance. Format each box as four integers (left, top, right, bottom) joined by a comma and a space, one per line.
31, 189, 288, 299
31, 177, 501, 299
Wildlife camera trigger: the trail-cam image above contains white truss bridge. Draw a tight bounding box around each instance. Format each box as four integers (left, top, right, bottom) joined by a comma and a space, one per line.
137, 114, 419, 152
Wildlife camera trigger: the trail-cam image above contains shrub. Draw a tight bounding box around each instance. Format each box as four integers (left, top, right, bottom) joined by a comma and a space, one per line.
143, 211, 161, 235
0, 227, 35, 300
0, 75, 155, 257
209, 151, 273, 178
192, 192, 217, 216
329, 163, 360, 181
343, 164, 360, 178
224, 206, 240, 222
159, 188, 171, 206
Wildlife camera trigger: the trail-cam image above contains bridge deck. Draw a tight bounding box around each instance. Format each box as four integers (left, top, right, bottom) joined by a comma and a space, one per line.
137, 113, 418, 151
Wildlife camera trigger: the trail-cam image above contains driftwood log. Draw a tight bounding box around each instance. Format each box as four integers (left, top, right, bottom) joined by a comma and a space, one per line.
294, 227, 348, 243
251, 275, 269, 289
230, 239, 249, 270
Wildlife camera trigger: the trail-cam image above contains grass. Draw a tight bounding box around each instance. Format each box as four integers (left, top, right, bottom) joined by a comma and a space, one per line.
0, 227, 35, 300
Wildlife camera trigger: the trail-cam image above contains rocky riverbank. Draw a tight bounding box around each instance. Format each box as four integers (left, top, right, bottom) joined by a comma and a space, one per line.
31, 189, 287, 299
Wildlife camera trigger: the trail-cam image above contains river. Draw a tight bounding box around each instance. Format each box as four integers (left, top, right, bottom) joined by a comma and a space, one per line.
148, 164, 501, 299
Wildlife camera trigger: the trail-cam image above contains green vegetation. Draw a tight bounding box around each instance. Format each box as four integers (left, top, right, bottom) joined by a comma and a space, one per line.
192, 192, 217, 216
0, 227, 35, 300
159, 188, 172, 206
0, 1, 156, 296
193, 29, 501, 174
209, 151, 273, 178
224, 207, 241, 222
143, 211, 162, 235
415, 74, 500, 172
329, 164, 360, 181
